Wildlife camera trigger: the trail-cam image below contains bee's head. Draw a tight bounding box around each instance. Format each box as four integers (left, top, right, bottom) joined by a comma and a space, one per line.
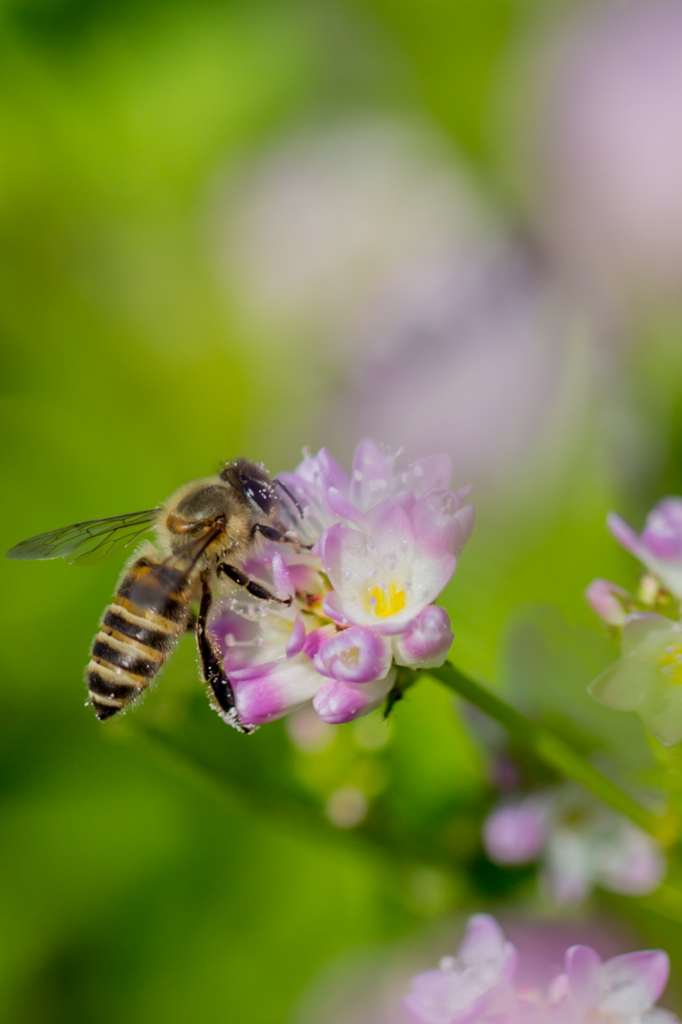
223, 458, 276, 517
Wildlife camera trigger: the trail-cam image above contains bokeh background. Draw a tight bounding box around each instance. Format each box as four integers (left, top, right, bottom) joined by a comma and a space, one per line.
3, 0, 682, 1020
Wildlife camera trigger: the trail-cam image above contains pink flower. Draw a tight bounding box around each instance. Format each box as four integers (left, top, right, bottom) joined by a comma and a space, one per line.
608, 501, 682, 599
211, 439, 468, 727
319, 491, 472, 636
552, 945, 675, 1024
403, 915, 518, 1024
403, 915, 678, 1024
277, 438, 463, 545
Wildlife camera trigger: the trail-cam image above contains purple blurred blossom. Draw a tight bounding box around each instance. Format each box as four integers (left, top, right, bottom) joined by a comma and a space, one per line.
402, 915, 677, 1024
608, 501, 682, 599
552, 945, 676, 1024
327, 244, 583, 494
215, 119, 489, 342
403, 915, 518, 1024
215, 117, 585, 497
483, 798, 547, 865
585, 579, 631, 627
535, 0, 682, 313
483, 785, 665, 905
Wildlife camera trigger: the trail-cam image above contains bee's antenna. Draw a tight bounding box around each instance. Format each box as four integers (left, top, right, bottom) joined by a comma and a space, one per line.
274, 478, 305, 519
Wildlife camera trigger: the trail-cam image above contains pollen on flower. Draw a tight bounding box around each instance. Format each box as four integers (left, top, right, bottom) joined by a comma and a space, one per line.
369, 581, 406, 617
660, 644, 682, 683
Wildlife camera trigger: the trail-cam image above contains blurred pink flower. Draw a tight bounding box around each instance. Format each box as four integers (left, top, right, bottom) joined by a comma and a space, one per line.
214, 118, 489, 342
608, 500, 682, 599
403, 915, 677, 1024
403, 915, 517, 1024
585, 579, 631, 627
482, 797, 548, 865
290, 917, 642, 1024
215, 116, 586, 497
483, 785, 665, 904
535, 0, 682, 312
551, 945, 676, 1024
328, 245, 584, 494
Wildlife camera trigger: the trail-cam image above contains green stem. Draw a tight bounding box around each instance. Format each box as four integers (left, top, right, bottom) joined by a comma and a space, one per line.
426, 662, 679, 846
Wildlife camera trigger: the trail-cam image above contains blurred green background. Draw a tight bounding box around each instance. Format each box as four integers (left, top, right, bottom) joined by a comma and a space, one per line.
3, 0, 682, 1020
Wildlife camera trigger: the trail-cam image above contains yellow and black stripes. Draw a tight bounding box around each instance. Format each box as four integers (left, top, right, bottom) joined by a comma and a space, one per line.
86, 556, 188, 721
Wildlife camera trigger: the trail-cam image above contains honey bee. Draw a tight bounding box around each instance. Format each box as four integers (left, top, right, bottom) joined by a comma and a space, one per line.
6, 460, 304, 733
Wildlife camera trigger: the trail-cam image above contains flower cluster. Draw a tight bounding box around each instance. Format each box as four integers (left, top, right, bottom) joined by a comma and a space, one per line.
587, 499, 682, 746
212, 439, 474, 728
403, 914, 677, 1024
483, 783, 664, 905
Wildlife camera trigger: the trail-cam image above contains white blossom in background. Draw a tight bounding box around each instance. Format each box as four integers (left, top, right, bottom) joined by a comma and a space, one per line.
532, 0, 682, 315
211, 116, 589, 496
328, 243, 586, 490
213, 118, 490, 346
483, 784, 665, 905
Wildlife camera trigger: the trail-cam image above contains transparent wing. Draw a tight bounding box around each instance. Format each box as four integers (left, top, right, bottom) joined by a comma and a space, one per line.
126, 524, 224, 614
6, 509, 160, 566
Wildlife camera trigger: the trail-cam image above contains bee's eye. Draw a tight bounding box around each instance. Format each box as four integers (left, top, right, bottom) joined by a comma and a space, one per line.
234, 459, 275, 515
240, 474, 275, 515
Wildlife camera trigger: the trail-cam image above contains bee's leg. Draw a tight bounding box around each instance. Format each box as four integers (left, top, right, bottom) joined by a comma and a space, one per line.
250, 522, 312, 551
217, 562, 293, 605
196, 577, 255, 734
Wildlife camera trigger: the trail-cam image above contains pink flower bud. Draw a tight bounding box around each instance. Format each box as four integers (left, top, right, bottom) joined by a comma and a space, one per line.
483, 800, 547, 865
393, 605, 454, 669
585, 578, 630, 626
313, 625, 392, 684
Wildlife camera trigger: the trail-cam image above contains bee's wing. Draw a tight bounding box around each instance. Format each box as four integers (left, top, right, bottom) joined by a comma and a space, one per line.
6, 509, 161, 566
125, 524, 224, 615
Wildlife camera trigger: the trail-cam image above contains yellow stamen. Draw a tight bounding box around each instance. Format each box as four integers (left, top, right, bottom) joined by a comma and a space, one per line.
369, 581, 406, 618
660, 645, 682, 684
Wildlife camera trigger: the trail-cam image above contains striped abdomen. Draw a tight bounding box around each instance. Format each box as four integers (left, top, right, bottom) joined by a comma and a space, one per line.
86, 555, 190, 721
